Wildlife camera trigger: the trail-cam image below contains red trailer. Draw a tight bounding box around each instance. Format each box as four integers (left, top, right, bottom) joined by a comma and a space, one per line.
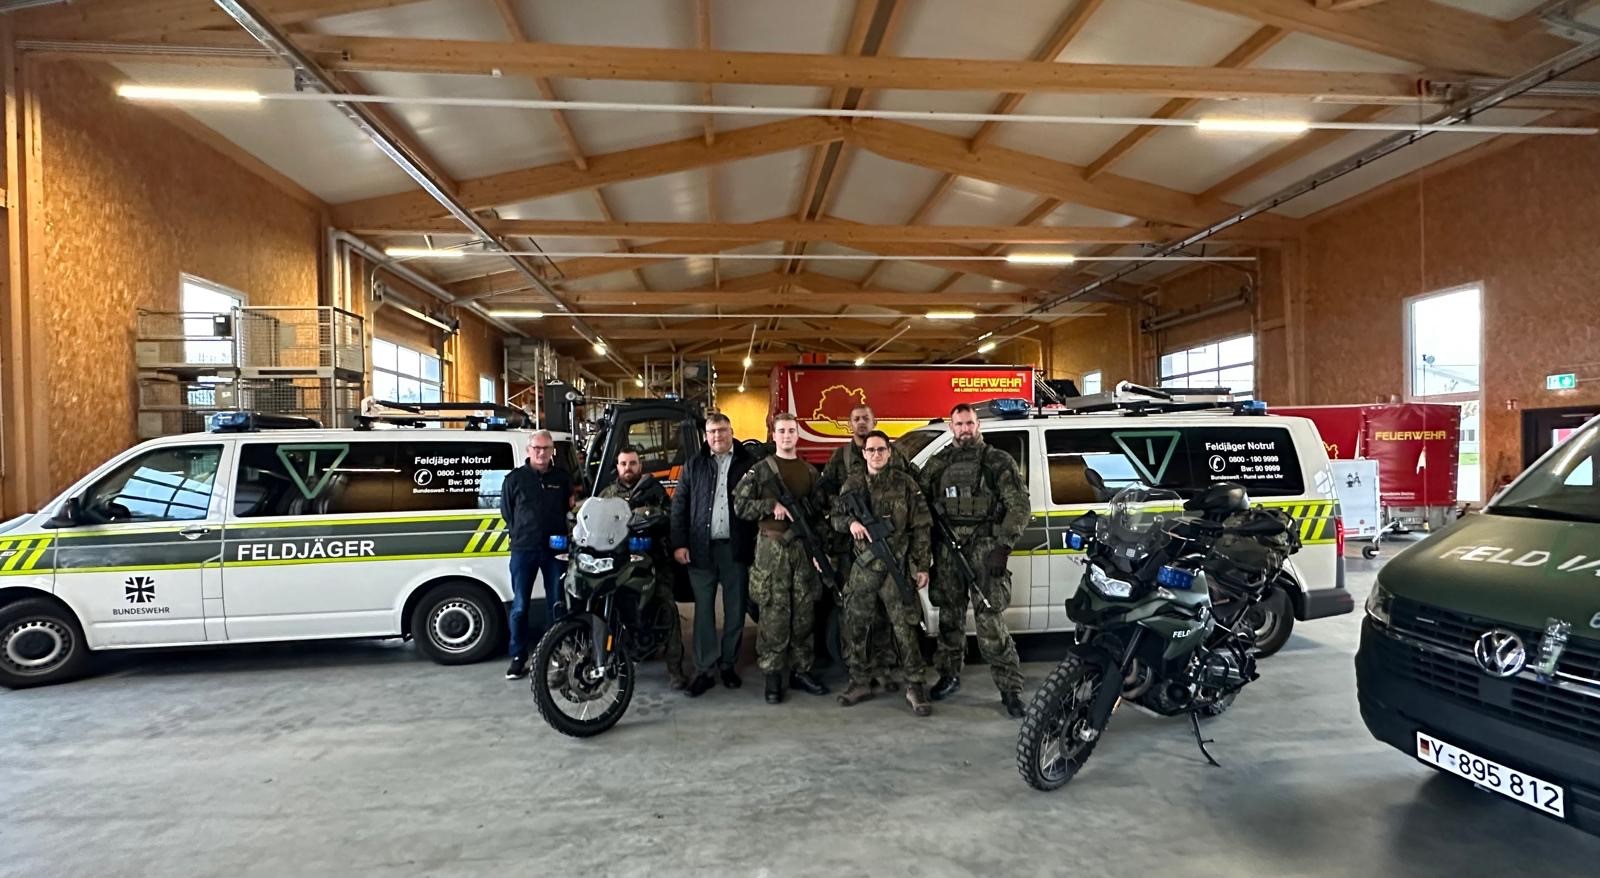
769, 363, 1035, 464
1274, 403, 1463, 532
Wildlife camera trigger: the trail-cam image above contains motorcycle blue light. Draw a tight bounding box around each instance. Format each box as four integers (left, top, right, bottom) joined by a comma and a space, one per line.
1067, 532, 1086, 551
1157, 565, 1196, 591
548, 534, 569, 550
628, 535, 652, 552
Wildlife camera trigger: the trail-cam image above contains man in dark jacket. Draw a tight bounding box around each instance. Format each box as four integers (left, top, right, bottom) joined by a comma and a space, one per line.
500, 430, 573, 680
670, 412, 758, 697
599, 445, 688, 689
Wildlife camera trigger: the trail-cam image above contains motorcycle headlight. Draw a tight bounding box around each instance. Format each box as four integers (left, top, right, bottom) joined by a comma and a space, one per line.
1087, 565, 1134, 600
1365, 583, 1393, 626
576, 553, 616, 574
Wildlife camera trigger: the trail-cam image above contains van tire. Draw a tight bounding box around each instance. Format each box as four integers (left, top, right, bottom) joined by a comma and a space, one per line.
0, 598, 91, 689
411, 582, 504, 666
1248, 587, 1295, 658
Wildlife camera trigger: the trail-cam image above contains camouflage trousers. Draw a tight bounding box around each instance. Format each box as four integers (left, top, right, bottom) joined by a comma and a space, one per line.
842, 559, 927, 687
749, 534, 821, 675
929, 539, 1024, 694
833, 551, 899, 683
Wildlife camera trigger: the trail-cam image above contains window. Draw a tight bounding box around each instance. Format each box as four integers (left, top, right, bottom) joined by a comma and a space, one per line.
983, 430, 1030, 485
87, 445, 222, 522
894, 428, 945, 461
1081, 371, 1102, 396
1045, 426, 1303, 505
1407, 284, 1482, 502
233, 442, 401, 517
181, 276, 243, 395
1160, 335, 1254, 397
479, 374, 498, 405
372, 339, 442, 405
625, 417, 684, 474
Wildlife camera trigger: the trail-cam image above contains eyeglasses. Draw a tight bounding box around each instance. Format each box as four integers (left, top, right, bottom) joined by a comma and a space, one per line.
864, 447, 890, 454
531, 446, 554, 453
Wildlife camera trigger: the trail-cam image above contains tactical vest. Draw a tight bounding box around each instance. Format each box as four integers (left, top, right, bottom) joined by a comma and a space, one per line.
936, 444, 995, 526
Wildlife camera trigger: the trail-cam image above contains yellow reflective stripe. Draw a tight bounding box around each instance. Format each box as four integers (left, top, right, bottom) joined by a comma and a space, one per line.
463, 518, 493, 554
228, 551, 508, 569
493, 533, 511, 553
1, 539, 31, 571
221, 512, 500, 531
22, 537, 51, 570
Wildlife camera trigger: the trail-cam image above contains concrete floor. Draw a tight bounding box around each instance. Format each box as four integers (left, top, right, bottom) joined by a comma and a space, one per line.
4, 557, 1599, 878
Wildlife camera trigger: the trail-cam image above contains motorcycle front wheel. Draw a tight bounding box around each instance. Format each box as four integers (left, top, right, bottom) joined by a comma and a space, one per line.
1016, 654, 1115, 791
530, 616, 636, 738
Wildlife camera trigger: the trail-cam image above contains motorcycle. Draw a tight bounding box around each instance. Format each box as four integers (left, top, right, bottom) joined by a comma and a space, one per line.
1016, 483, 1300, 791
530, 497, 673, 738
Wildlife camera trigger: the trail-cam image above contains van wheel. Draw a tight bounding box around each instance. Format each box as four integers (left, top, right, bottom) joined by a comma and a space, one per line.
0, 598, 91, 689
412, 582, 505, 665
1247, 588, 1295, 658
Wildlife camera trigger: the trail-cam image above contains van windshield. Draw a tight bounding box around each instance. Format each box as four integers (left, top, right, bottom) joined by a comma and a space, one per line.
895, 427, 946, 460
1493, 419, 1600, 523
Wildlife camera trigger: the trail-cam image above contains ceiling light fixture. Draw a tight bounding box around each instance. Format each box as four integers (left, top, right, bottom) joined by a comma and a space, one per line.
854, 356, 866, 366
487, 309, 544, 318
926, 310, 975, 320
593, 341, 607, 356
385, 246, 466, 259
1005, 253, 1078, 265
117, 84, 262, 104
741, 356, 752, 368
977, 341, 997, 354
737, 384, 746, 393
635, 375, 645, 388
1196, 118, 1312, 135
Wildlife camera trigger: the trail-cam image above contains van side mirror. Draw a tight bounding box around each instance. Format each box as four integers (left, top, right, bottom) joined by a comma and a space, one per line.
44, 497, 81, 529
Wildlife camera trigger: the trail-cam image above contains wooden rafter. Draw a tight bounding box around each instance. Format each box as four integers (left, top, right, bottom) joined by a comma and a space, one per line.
489, 0, 588, 171
1195, 104, 1390, 203
331, 117, 843, 229
513, 289, 1033, 307
968, 0, 1107, 151
14, 0, 430, 41
1083, 25, 1287, 180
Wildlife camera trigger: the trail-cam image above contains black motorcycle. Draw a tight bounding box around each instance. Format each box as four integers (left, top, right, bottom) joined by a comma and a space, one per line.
1017, 483, 1300, 791
530, 497, 674, 738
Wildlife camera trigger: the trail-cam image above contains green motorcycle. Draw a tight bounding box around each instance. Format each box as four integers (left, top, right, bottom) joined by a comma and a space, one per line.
1017, 483, 1300, 791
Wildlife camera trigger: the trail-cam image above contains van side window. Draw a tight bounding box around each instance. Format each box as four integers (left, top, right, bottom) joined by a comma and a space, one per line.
1045, 426, 1303, 499
85, 445, 223, 522
397, 441, 517, 512
233, 443, 400, 517
983, 430, 1029, 485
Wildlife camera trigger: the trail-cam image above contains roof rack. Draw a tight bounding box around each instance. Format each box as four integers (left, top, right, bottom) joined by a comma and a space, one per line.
355, 399, 532, 431
973, 382, 1268, 421
208, 411, 323, 433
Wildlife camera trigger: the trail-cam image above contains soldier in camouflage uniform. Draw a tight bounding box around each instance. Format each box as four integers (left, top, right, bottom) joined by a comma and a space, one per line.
598, 446, 688, 689
816, 405, 907, 692
830, 430, 934, 717
732, 413, 832, 704
918, 403, 1028, 717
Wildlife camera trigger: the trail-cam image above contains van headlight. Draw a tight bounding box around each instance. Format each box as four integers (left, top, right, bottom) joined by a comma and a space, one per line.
1087, 565, 1134, 600
1365, 584, 1393, 626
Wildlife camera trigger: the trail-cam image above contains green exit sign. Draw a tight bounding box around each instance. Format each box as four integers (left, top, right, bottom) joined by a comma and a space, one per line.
1547, 373, 1578, 391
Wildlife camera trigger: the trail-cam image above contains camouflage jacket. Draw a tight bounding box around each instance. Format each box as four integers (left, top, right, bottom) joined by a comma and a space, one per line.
817, 439, 912, 500
830, 468, 932, 573
918, 439, 1030, 547
597, 473, 668, 513
731, 454, 830, 537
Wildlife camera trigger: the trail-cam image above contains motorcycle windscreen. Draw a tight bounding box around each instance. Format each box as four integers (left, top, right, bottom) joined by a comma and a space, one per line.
573, 497, 633, 551
1098, 484, 1185, 554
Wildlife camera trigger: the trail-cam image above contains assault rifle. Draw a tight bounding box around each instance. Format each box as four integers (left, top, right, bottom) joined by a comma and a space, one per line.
767, 462, 843, 600
928, 500, 994, 612
842, 490, 928, 632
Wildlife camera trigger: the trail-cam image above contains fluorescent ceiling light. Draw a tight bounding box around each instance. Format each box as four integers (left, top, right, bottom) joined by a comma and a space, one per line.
118, 84, 262, 104
592, 341, 607, 356
635, 376, 645, 388
978, 341, 997, 353
926, 310, 975, 320
385, 246, 466, 259
1196, 118, 1311, 135
1005, 253, 1077, 265
854, 356, 865, 366
489, 309, 544, 319
741, 356, 752, 368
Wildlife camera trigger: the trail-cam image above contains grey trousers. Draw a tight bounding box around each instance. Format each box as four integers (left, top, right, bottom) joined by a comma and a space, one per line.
688, 539, 748, 674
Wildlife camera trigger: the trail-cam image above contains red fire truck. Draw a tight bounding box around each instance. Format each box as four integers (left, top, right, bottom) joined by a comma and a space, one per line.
768, 363, 1036, 464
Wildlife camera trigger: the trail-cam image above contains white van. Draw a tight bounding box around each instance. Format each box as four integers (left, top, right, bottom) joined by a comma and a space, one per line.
0, 410, 577, 688
896, 390, 1354, 654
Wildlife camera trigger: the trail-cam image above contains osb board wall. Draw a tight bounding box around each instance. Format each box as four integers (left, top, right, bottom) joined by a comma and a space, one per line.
1303, 128, 1600, 489
360, 256, 507, 405
38, 62, 321, 490
452, 309, 505, 403
1044, 306, 1137, 388
1146, 247, 1293, 402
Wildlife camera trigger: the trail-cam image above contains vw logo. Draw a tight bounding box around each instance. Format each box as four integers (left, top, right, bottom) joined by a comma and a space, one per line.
1474, 629, 1527, 678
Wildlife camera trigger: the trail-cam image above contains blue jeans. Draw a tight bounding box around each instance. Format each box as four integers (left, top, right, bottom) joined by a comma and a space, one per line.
509, 548, 568, 660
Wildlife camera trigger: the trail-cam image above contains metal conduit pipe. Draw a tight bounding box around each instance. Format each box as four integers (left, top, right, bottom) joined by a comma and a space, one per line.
329, 230, 524, 337
942, 14, 1600, 360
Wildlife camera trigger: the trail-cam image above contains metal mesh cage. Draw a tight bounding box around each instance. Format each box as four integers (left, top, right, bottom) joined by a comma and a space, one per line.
234, 377, 363, 429
235, 307, 364, 378
134, 309, 239, 371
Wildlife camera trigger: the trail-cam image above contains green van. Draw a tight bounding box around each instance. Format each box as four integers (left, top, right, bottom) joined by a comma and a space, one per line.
1357, 415, 1600, 833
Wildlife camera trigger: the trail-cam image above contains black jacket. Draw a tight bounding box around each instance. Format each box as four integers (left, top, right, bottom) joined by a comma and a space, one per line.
499, 463, 573, 551
670, 444, 758, 569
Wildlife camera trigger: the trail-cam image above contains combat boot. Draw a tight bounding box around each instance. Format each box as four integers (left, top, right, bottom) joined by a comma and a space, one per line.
930, 675, 960, 700
1001, 690, 1026, 718
905, 683, 932, 717
836, 681, 875, 706
790, 670, 829, 696
765, 673, 784, 704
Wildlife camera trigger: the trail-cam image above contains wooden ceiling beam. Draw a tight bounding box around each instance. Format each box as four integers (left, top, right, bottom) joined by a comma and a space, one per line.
557, 326, 958, 341
51, 32, 1428, 102
331, 116, 842, 229
13, 0, 428, 40
968, 0, 1107, 150
447, 237, 756, 298
1083, 25, 1287, 180
505, 290, 1033, 307
1195, 104, 1390, 203
489, 0, 589, 171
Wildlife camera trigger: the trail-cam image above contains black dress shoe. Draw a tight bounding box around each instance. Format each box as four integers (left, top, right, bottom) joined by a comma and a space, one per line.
721, 667, 742, 689
686, 673, 716, 697
929, 675, 960, 701
1002, 690, 1026, 718
790, 670, 830, 696
765, 673, 784, 704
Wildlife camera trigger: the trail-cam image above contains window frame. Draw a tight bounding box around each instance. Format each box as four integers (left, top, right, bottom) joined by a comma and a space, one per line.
479, 374, 498, 405
372, 338, 444, 406
1403, 282, 1483, 404
1081, 370, 1103, 396
86, 443, 225, 523
1159, 334, 1255, 398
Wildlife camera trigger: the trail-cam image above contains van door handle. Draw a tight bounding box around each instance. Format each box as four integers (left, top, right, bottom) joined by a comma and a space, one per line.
178, 526, 212, 540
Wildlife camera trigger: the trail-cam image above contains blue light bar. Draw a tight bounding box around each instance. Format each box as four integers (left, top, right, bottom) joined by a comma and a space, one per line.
548, 534, 569, 550
628, 535, 653, 552
1156, 565, 1197, 591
